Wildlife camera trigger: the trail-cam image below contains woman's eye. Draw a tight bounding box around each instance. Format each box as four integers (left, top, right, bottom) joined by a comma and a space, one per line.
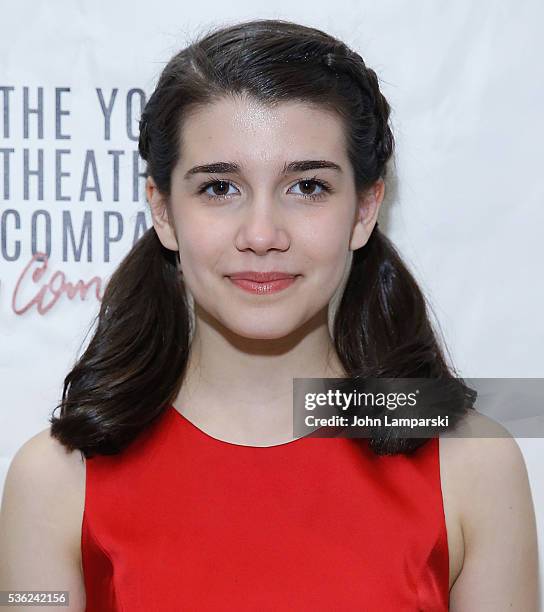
199, 180, 239, 200
288, 179, 330, 200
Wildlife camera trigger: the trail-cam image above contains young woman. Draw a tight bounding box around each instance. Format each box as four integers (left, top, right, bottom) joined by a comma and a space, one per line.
0, 18, 538, 611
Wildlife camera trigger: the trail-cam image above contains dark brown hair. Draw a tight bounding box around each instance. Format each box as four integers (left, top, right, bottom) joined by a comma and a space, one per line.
50, 18, 474, 457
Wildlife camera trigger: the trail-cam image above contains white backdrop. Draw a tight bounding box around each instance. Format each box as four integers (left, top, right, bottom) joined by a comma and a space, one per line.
1, 0, 542, 600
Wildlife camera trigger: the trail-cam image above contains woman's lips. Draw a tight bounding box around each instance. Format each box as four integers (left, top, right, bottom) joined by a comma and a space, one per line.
227, 275, 299, 294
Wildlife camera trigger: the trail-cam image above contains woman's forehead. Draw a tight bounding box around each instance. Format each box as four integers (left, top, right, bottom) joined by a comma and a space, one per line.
179, 97, 348, 172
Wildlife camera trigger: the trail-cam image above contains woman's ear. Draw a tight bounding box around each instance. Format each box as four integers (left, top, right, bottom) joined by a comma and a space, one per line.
146, 176, 178, 252
349, 178, 385, 251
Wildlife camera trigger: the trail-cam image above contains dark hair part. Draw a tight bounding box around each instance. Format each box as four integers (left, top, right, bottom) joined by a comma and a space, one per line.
50, 18, 474, 457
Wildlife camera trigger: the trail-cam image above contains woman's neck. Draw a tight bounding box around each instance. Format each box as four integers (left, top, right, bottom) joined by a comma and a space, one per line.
172, 306, 346, 446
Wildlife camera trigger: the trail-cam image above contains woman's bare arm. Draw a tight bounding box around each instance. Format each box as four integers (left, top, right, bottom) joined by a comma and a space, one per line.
0, 429, 86, 611
447, 423, 540, 611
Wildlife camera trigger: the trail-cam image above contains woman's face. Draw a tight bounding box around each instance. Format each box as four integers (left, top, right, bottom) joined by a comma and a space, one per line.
149, 94, 383, 340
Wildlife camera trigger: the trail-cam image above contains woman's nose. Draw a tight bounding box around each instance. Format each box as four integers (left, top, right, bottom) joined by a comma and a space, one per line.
234, 198, 291, 254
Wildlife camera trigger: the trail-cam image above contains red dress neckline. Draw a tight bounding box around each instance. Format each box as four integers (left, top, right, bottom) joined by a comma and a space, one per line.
167, 403, 322, 449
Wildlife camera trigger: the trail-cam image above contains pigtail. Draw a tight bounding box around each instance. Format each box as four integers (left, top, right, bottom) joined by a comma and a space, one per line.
49, 228, 191, 457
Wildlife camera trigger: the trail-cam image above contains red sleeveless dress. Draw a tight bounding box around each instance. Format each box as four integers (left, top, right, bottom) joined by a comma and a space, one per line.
81, 405, 449, 611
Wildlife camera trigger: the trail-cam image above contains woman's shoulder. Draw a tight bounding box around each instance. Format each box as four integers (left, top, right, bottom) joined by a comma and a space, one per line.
3, 427, 86, 564
0, 426, 86, 602
439, 409, 532, 525
8, 426, 86, 488
439, 409, 528, 482
438, 410, 538, 603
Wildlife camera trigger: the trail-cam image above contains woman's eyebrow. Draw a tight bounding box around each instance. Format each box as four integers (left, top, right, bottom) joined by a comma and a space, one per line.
183, 159, 343, 180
